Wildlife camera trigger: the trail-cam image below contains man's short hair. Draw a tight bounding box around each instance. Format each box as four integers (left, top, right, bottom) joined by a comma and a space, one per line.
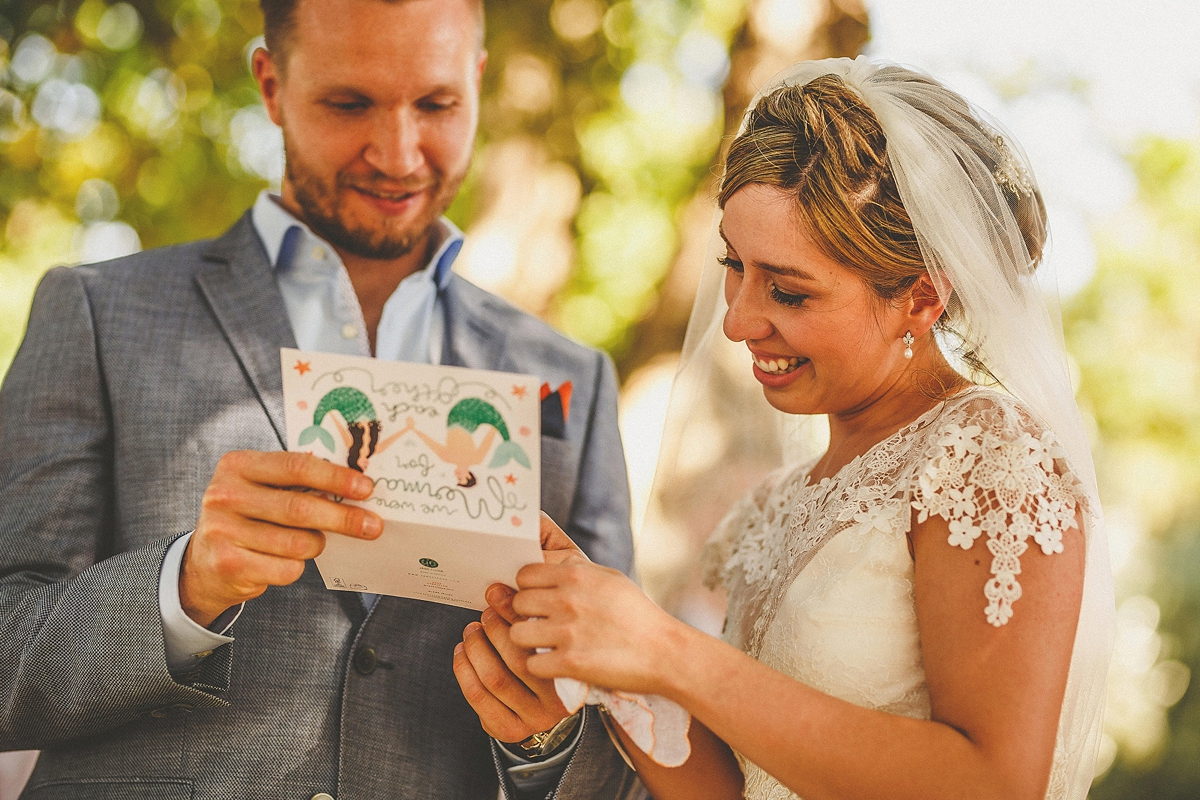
260, 0, 485, 66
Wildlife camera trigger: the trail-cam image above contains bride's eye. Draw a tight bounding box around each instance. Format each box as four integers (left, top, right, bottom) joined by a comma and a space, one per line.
770, 284, 809, 307
718, 254, 743, 273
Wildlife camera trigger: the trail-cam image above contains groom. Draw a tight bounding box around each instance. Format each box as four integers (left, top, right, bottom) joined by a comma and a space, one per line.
0, 0, 639, 797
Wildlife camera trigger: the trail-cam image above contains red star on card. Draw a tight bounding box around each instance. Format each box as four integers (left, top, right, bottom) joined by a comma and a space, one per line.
505, 473, 517, 485
294, 360, 312, 376
512, 384, 527, 399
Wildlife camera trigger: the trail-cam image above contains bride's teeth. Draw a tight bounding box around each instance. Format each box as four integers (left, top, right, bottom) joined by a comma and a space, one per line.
754, 356, 803, 374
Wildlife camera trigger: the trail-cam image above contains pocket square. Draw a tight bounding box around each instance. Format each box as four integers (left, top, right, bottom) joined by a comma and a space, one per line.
539, 382, 572, 439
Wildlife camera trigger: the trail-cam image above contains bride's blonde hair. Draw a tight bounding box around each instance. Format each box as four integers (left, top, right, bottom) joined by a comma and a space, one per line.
718, 70, 1047, 384
718, 71, 1047, 310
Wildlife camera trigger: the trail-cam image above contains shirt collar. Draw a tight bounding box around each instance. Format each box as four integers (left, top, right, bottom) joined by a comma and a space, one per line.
250, 190, 464, 289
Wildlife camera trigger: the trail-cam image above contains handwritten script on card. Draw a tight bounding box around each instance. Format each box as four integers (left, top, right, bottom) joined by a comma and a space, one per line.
282, 348, 544, 610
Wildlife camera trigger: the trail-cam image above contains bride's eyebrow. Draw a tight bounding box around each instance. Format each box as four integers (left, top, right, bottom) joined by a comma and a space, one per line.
718, 224, 817, 281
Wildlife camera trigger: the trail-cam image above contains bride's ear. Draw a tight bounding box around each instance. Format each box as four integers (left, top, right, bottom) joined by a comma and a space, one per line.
904, 273, 948, 337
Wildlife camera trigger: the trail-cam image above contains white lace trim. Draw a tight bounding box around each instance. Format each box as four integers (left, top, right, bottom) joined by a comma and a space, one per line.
702, 388, 1087, 651
910, 400, 1081, 626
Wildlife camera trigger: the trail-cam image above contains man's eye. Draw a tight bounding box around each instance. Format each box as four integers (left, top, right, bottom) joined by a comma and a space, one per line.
717, 255, 743, 273
327, 100, 369, 113
419, 98, 457, 112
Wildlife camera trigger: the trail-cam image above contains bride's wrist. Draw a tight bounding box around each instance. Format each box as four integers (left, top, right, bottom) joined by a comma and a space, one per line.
652, 618, 714, 703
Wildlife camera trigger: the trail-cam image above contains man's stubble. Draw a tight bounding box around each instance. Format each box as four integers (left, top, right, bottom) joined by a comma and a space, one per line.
283, 135, 468, 261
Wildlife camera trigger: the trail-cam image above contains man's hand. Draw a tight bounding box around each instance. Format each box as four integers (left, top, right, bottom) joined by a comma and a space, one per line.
452, 514, 585, 743
180, 451, 383, 627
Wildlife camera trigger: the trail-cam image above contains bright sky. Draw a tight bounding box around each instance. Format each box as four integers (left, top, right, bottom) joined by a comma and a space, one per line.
864, 0, 1200, 294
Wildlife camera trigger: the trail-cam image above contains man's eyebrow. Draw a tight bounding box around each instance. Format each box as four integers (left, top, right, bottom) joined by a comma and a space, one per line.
717, 224, 818, 281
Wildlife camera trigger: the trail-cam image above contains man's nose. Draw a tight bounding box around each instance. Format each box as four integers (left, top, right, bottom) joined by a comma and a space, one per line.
364, 108, 425, 177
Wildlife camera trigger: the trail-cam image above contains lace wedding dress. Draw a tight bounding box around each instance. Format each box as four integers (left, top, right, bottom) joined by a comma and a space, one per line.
701, 387, 1090, 800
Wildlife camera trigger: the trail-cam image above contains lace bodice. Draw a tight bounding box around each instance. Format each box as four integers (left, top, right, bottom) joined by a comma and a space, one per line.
701, 389, 1087, 800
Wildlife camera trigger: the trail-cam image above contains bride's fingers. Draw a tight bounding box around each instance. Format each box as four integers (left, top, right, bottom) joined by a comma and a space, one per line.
484, 583, 521, 625
509, 587, 563, 620
515, 558, 591, 591
508, 616, 564, 651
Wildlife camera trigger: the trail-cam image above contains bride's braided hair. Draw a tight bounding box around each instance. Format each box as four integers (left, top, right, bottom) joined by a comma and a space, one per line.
718, 72, 1047, 380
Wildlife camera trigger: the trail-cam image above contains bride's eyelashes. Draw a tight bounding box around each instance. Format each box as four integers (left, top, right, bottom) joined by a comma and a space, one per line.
769, 285, 809, 308
720, 254, 810, 308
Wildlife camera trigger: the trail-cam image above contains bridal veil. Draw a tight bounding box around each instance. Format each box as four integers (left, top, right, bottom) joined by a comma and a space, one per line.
646, 56, 1115, 798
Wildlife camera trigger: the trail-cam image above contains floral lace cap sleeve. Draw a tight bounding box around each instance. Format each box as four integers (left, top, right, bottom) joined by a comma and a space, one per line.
911, 392, 1088, 626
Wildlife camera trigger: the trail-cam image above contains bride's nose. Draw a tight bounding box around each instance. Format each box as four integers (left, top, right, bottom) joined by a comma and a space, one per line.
723, 277, 774, 344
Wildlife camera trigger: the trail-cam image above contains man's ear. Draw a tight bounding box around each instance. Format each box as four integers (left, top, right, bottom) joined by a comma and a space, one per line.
906, 273, 947, 337
475, 49, 489, 90
252, 47, 284, 126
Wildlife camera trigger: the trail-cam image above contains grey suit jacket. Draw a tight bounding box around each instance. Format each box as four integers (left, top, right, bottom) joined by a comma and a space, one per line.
0, 215, 644, 800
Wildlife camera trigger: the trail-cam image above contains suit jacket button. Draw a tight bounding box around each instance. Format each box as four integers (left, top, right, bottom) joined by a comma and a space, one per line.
353, 646, 377, 675
311, 794, 335, 800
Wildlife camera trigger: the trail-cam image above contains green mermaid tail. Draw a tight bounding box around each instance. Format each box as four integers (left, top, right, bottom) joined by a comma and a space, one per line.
448, 397, 530, 469
301, 386, 376, 453
488, 439, 531, 469
447, 397, 510, 439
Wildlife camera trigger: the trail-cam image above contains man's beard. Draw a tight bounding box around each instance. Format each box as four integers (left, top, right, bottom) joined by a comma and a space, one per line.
284, 142, 462, 261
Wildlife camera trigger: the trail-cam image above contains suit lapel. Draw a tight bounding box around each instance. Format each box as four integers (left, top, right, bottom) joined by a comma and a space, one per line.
195, 214, 297, 449
440, 275, 511, 371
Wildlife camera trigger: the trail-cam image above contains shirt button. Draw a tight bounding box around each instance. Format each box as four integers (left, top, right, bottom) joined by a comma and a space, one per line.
353, 646, 378, 675
341, 323, 357, 340
311, 246, 327, 260
311, 794, 335, 800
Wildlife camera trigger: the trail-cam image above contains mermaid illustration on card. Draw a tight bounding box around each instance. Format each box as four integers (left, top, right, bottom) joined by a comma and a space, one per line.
295, 367, 532, 488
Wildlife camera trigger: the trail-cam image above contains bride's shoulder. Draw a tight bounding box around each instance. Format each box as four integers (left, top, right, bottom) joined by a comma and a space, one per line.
909, 386, 1090, 626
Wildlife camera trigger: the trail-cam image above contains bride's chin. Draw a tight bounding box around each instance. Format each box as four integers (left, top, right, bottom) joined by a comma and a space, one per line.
761, 386, 822, 416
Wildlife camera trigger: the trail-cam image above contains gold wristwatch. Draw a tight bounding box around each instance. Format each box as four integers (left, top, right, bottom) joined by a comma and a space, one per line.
517, 711, 581, 760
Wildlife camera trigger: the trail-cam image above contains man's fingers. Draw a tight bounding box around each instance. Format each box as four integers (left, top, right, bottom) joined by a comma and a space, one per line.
538, 512, 587, 559
452, 641, 529, 742
480, 609, 571, 715
205, 477, 382, 540
457, 622, 569, 739
222, 450, 375, 500
224, 519, 327, 561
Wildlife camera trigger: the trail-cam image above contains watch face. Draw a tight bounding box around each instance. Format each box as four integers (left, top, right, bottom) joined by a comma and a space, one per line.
520, 712, 581, 758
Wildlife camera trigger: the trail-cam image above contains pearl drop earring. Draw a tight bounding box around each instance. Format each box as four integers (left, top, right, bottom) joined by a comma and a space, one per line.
903, 331, 915, 359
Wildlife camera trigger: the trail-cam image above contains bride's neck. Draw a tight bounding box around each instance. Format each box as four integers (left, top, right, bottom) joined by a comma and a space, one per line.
811, 362, 968, 483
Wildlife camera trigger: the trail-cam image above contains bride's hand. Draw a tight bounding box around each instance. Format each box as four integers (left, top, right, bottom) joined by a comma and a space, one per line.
451, 515, 583, 742
509, 518, 686, 697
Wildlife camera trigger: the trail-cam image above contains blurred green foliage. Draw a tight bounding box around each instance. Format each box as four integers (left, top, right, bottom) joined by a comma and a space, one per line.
0, 0, 745, 377
1068, 137, 1200, 798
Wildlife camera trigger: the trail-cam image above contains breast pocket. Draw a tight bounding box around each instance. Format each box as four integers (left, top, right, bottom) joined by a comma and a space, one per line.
539, 435, 578, 529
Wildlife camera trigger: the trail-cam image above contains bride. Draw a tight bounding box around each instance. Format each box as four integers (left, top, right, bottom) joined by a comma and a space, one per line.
461, 57, 1114, 800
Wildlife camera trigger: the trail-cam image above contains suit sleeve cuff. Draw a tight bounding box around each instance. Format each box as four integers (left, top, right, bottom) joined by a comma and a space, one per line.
159, 532, 240, 676
495, 714, 585, 797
